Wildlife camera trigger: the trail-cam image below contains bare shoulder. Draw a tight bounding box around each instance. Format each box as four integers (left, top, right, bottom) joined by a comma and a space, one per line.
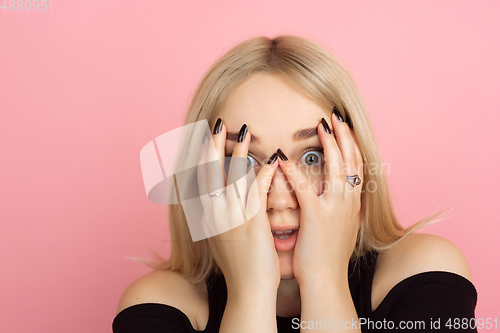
116, 269, 209, 330
372, 232, 473, 310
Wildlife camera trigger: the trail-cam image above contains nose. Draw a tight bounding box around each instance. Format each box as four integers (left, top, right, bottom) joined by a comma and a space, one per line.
266, 165, 298, 212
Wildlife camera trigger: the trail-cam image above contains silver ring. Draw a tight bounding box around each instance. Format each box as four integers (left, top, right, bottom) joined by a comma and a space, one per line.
208, 189, 226, 197
346, 175, 361, 187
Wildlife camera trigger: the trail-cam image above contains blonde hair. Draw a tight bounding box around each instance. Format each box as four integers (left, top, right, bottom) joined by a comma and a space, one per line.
137, 35, 452, 284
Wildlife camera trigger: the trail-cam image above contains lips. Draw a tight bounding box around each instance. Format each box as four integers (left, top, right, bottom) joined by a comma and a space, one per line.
272, 228, 299, 252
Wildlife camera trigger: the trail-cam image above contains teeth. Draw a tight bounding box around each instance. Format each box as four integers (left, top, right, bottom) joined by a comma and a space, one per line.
272, 229, 298, 239
272, 229, 294, 235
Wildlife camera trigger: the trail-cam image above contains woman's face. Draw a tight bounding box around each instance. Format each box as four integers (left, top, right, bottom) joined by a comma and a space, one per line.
217, 72, 332, 280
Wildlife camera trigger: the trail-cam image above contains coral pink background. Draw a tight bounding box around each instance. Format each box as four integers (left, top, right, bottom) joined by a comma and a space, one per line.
1, 1, 498, 332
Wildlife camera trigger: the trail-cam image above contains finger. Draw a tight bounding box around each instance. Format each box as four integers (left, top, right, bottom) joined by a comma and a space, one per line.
207, 119, 233, 232
246, 153, 279, 222
198, 136, 234, 237
351, 132, 364, 184
211, 118, 228, 188
196, 138, 209, 198
197, 139, 219, 236
345, 130, 364, 209
227, 124, 250, 209
204, 138, 226, 196
318, 117, 344, 199
277, 151, 316, 210
331, 108, 359, 193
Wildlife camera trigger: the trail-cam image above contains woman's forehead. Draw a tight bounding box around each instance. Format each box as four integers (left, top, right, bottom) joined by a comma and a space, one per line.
218, 73, 330, 141
221, 73, 325, 115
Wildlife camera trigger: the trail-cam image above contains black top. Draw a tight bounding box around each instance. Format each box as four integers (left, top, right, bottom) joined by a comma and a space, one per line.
112, 251, 478, 332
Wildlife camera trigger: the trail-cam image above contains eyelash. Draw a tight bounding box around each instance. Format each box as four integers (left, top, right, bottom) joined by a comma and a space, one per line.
247, 147, 325, 168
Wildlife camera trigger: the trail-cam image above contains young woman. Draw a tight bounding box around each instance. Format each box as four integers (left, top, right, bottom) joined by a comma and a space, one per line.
112, 35, 477, 333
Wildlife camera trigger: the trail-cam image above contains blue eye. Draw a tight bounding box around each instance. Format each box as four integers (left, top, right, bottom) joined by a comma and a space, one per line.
246, 155, 259, 169
299, 148, 324, 166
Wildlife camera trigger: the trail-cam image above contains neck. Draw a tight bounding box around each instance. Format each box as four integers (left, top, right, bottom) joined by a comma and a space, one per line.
276, 278, 301, 317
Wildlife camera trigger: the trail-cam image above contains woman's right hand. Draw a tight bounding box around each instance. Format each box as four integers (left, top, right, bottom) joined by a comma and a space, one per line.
196, 119, 280, 295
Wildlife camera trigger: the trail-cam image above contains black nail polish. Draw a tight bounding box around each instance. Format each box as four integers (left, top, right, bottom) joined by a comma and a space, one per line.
267, 152, 278, 164
345, 113, 354, 131
238, 124, 248, 143
276, 149, 288, 161
321, 117, 332, 134
213, 118, 223, 135
333, 106, 344, 123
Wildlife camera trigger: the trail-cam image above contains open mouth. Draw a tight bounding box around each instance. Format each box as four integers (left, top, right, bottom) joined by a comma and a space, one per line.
272, 229, 299, 252
272, 229, 299, 240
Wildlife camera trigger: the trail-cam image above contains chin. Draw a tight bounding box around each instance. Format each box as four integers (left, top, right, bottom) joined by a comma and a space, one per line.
278, 250, 295, 280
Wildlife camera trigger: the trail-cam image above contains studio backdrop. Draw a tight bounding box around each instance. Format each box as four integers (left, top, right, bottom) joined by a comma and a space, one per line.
0, 1, 498, 332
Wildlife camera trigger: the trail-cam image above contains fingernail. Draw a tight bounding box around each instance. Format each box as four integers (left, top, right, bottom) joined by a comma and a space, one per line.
276, 149, 288, 162
321, 117, 332, 134
267, 152, 278, 164
333, 106, 344, 123
237, 124, 248, 143
345, 113, 354, 131
213, 118, 223, 135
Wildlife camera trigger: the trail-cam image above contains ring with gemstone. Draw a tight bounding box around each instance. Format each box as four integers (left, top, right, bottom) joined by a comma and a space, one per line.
346, 175, 361, 187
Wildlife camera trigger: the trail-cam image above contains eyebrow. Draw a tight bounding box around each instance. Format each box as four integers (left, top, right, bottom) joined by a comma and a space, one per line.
226, 127, 318, 143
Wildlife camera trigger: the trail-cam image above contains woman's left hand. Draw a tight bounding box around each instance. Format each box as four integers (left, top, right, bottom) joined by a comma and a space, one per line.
277, 110, 364, 286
